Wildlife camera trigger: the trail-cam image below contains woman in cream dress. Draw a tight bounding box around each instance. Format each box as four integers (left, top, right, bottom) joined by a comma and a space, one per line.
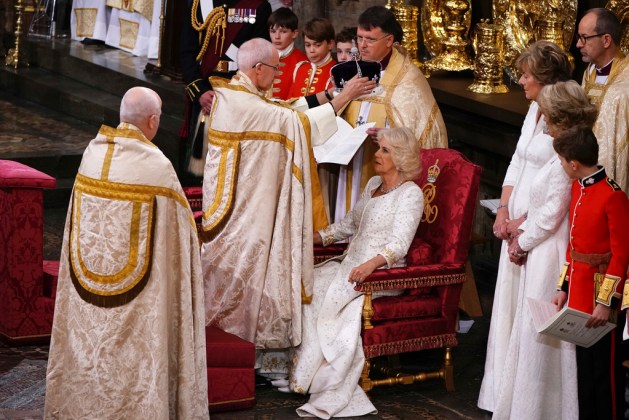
492, 81, 597, 419
478, 41, 576, 417
285, 127, 424, 418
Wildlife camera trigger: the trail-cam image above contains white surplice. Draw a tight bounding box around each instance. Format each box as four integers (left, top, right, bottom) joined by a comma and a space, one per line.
491, 157, 578, 419
289, 176, 423, 418
478, 102, 556, 412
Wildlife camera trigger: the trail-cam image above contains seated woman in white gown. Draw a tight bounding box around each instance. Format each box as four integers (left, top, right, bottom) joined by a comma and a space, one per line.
283, 127, 425, 419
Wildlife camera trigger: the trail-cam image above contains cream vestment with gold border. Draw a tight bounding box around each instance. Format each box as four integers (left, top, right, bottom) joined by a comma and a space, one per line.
582, 53, 629, 194
200, 72, 337, 350
335, 46, 448, 220
44, 124, 208, 419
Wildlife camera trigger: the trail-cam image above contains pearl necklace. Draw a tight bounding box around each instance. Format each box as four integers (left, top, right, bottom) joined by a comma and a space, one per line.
380, 180, 405, 194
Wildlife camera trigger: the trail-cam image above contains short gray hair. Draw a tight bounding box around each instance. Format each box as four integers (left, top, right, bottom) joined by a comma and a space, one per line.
119, 87, 161, 126
537, 80, 598, 131
377, 127, 422, 181
237, 38, 278, 71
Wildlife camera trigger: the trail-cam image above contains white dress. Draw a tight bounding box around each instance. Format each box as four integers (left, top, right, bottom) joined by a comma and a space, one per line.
289, 176, 423, 419
478, 102, 555, 411
492, 157, 578, 419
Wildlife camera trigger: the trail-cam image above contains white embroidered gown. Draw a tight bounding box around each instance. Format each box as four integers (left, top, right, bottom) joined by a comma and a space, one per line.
478, 103, 578, 418
289, 176, 423, 418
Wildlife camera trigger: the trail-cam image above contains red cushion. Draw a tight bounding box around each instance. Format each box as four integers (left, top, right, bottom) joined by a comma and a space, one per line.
205, 326, 255, 368
0, 160, 56, 189
207, 367, 255, 413
43, 260, 60, 299
405, 237, 433, 266
372, 293, 441, 321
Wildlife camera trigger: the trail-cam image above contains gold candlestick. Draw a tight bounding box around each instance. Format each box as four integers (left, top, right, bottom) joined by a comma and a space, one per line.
468, 21, 509, 94
5, 0, 29, 68
424, 0, 474, 72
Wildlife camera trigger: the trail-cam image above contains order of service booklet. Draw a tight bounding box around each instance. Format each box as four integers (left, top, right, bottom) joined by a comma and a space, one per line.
527, 297, 615, 348
313, 117, 376, 165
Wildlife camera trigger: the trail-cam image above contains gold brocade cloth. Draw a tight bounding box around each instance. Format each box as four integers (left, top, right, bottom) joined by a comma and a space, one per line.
44, 124, 208, 419
201, 73, 337, 349
583, 53, 629, 194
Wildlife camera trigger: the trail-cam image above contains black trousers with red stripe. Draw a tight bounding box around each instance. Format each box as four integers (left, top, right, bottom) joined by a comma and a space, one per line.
576, 315, 626, 420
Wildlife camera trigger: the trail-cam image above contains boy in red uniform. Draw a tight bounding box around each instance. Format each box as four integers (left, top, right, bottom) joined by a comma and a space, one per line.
267, 7, 306, 100
288, 18, 336, 98
551, 125, 629, 420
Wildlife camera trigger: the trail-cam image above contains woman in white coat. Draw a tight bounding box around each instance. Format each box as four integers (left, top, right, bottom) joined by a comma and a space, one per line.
478, 41, 576, 418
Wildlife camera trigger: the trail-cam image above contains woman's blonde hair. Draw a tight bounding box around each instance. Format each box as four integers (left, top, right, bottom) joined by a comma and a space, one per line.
515, 40, 572, 85
376, 127, 421, 181
537, 80, 598, 131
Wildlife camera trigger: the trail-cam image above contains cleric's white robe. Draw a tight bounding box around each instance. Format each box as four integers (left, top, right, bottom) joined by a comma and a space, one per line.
200, 72, 337, 350
105, 0, 161, 58
478, 102, 556, 412
44, 124, 208, 419
70, 0, 110, 41
290, 177, 423, 418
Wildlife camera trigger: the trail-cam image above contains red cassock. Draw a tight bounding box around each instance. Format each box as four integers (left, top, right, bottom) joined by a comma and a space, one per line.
288, 56, 335, 98
564, 168, 629, 314
271, 47, 307, 100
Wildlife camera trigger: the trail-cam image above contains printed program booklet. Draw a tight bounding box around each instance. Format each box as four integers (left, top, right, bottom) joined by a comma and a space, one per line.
527, 297, 615, 348
313, 117, 375, 165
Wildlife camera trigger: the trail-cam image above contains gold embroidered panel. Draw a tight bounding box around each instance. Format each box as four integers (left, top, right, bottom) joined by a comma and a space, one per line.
74, 8, 98, 37
119, 18, 139, 50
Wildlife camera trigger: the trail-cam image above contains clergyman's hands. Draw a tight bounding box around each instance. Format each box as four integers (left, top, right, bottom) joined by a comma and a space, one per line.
199, 90, 215, 114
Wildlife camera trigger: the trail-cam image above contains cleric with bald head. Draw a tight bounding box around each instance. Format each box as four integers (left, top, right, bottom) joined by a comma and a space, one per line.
45, 87, 209, 419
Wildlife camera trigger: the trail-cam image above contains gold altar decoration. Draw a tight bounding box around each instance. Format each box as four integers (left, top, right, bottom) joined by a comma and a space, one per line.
423, 0, 474, 72
534, 19, 574, 66
468, 21, 509, 94
385, 0, 421, 68
5, 0, 28, 68
606, 0, 629, 54
493, 0, 577, 82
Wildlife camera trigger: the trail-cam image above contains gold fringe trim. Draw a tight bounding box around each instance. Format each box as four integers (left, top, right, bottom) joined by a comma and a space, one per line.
354, 272, 466, 293
364, 333, 458, 359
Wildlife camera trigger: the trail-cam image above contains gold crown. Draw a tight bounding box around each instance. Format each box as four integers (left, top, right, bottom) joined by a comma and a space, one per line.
427, 159, 440, 183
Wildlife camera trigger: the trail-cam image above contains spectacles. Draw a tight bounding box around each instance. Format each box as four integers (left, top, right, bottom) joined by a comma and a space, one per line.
356, 33, 391, 46
253, 62, 280, 73
575, 33, 606, 45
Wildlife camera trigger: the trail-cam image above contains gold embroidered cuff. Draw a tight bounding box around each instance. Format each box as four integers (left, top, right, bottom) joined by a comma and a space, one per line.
556, 262, 569, 290
596, 274, 622, 306
320, 226, 335, 247
622, 280, 629, 311
381, 247, 395, 268
185, 79, 204, 101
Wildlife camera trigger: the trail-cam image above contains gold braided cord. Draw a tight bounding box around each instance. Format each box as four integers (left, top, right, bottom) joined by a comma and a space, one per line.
191, 0, 227, 61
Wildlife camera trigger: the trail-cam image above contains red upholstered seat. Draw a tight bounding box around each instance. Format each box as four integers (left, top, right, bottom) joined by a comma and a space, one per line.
314, 148, 481, 392
0, 160, 57, 345
205, 326, 256, 413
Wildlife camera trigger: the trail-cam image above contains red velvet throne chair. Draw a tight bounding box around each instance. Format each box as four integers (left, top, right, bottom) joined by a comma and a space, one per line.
0, 160, 57, 344
315, 148, 481, 392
